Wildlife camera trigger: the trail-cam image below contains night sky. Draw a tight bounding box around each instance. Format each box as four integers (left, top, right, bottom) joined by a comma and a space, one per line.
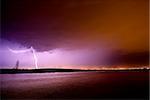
1, 0, 149, 68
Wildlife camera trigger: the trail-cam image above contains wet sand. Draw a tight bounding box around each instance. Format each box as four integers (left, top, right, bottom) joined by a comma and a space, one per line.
1, 71, 149, 99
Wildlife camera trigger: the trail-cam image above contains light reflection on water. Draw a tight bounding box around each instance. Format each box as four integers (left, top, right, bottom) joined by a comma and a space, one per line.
1, 72, 93, 81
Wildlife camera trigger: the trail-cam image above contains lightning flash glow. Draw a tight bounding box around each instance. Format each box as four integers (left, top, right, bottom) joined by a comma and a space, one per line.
30, 47, 38, 69
8, 47, 38, 69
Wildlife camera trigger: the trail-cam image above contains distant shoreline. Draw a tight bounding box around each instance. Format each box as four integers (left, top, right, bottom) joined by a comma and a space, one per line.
0, 68, 149, 74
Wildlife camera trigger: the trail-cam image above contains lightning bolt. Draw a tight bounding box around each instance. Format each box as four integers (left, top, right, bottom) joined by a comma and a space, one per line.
8, 47, 38, 69
8, 47, 31, 53
30, 47, 38, 69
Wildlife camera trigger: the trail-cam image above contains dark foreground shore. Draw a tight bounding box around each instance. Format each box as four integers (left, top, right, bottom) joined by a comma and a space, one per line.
1, 71, 149, 100
0, 68, 149, 74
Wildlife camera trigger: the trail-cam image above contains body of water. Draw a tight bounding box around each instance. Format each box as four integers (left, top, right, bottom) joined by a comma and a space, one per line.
1, 71, 149, 99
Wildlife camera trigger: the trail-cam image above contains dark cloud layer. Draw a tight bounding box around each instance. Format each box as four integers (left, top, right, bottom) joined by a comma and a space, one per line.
1, 0, 149, 65
109, 51, 149, 65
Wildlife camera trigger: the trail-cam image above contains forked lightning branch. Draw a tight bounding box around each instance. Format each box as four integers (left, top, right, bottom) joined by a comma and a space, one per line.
8, 47, 38, 69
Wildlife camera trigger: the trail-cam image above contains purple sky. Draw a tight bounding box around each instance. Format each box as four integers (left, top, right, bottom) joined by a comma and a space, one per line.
1, 0, 149, 68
